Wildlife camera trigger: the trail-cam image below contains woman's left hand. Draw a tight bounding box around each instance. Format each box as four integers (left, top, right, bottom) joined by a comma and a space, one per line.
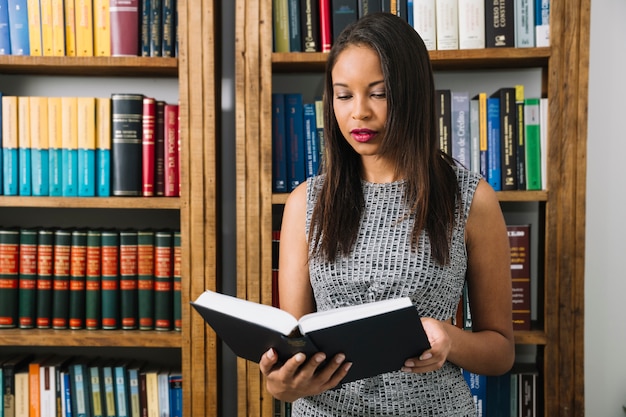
401, 317, 452, 374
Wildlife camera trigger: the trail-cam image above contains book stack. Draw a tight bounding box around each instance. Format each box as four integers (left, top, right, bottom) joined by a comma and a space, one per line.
0, 94, 180, 198
0, 227, 181, 331
0, 0, 178, 56
272, 0, 550, 53
0, 354, 183, 417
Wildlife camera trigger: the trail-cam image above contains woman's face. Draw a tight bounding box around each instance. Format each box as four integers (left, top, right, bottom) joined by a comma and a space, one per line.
331, 44, 388, 158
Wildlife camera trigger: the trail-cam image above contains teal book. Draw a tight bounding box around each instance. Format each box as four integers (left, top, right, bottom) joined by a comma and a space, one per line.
62, 147, 78, 196
78, 97, 96, 196
78, 148, 95, 196
48, 97, 63, 196
486, 97, 501, 191
69, 358, 93, 417
96, 98, 111, 197
30, 96, 50, 196
17, 96, 30, 196
2, 95, 17, 195
302, 102, 319, 178
62, 97, 78, 196
6, 0, 29, 55
114, 362, 130, 417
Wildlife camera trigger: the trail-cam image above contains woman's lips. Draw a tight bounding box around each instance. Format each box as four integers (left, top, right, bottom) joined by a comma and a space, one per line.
351, 129, 377, 143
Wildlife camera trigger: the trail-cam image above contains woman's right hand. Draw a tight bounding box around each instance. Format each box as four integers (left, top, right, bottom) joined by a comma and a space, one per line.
259, 348, 352, 402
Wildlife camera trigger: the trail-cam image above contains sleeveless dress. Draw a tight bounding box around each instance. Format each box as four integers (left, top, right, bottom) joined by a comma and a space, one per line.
292, 166, 480, 417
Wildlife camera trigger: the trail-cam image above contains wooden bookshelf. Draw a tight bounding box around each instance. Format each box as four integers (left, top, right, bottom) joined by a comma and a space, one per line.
235, 1, 590, 416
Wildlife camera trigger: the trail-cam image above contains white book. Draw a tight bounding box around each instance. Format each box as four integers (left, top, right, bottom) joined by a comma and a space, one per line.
451, 91, 471, 169
457, 0, 485, 49
535, 0, 550, 46
435, 0, 458, 50
515, 0, 535, 47
412, 0, 437, 50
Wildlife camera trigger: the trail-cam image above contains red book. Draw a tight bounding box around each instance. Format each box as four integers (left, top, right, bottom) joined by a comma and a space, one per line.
154, 100, 166, 196
508, 224, 531, 331
110, 0, 140, 56
164, 103, 179, 197
142, 97, 156, 196
319, 0, 332, 52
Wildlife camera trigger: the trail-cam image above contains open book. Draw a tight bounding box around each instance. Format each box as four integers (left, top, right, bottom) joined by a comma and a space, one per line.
191, 290, 431, 383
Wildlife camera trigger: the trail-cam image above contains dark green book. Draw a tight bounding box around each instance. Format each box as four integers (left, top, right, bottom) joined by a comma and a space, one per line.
0, 228, 20, 328
18, 228, 38, 328
120, 230, 139, 330
154, 230, 173, 331
69, 230, 88, 329
36, 229, 55, 328
101, 230, 120, 329
85, 230, 102, 330
52, 229, 72, 329
173, 230, 181, 331
137, 230, 155, 330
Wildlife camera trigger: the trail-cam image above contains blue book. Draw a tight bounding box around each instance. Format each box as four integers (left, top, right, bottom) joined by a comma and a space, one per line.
70, 360, 92, 417
30, 96, 49, 196
96, 97, 111, 196
486, 373, 511, 416
48, 97, 63, 196
271, 93, 288, 193
6, 0, 28, 55
303, 102, 319, 178
406, 0, 413, 26
17, 96, 30, 196
2, 95, 18, 195
63, 370, 73, 417
114, 362, 130, 417
451, 91, 470, 170
78, 97, 96, 196
284, 93, 306, 191
126, 362, 142, 417
463, 370, 487, 417
287, 0, 301, 51
0, 0, 11, 54
486, 97, 501, 191
168, 371, 183, 417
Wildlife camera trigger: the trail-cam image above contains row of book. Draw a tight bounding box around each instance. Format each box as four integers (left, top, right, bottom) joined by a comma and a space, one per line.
0, 94, 180, 197
271, 86, 548, 194
436, 86, 547, 192
0, 354, 182, 417
0, 0, 177, 57
274, 0, 550, 53
0, 228, 182, 331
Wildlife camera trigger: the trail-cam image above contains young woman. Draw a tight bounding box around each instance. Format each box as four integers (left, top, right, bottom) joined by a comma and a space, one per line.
259, 12, 515, 416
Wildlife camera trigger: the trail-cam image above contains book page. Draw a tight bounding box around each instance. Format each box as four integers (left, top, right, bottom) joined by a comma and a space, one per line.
298, 297, 413, 334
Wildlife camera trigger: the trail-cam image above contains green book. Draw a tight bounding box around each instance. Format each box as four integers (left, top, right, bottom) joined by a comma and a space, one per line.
173, 230, 181, 331
0, 228, 20, 328
36, 229, 55, 328
120, 230, 138, 330
69, 230, 88, 329
17, 228, 38, 329
85, 230, 102, 330
137, 230, 155, 330
154, 230, 173, 331
101, 230, 120, 329
524, 98, 542, 190
52, 229, 72, 329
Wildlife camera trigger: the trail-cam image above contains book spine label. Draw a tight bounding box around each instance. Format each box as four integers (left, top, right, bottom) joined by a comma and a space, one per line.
303, 102, 319, 178
101, 231, 120, 329
18, 228, 38, 328
515, 0, 535, 47
96, 97, 111, 197
173, 230, 181, 330
140, 0, 150, 56
287, 0, 301, 51
36, 230, 54, 328
498, 88, 518, 190
0, 229, 19, 328
451, 91, 470, 169
142, 97, 156, 196
68, 230, 87, 329
111, 94, 143, 196
435, 90, 452, 156
163, 103, 179, 197
85, 230, 102, 329
109, 0, 139, 55
273, 0, 289, 52
52, 229, 72, 329
137, 230, 155, 330
515, 85, 526, 190
120, 231, 139, 330
153, 231, 172, 330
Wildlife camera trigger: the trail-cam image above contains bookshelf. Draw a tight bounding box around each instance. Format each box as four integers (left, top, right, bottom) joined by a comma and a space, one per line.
0, 0, 219, 416
235, 0, 589, 416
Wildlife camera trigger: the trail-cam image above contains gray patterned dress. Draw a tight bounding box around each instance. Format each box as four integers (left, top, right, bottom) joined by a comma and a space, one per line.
292, 166, 479, 416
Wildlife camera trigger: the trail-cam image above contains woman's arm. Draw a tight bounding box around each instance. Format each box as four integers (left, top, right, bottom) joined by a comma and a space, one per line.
402, 179, 515, 376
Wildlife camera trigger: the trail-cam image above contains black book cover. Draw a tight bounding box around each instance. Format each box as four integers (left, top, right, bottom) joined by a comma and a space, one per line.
435, 89, 452, 157
331, 0, 358, 43
111, 93, 144, 196
300, 0, 320, 52
491, 87, 518, 190
485, 0, 515, 47
357, 0, 382, 17
191, 291, 431, 384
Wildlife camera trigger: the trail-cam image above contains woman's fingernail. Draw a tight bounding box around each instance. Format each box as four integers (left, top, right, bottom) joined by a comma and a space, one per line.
266, 349, 275, 360
335, 354, 346, 364
420, 353, 433, 360
404, 360, 415, 367
294, 353, 305, 363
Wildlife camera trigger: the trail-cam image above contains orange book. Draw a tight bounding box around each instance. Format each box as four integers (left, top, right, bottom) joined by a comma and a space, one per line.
29, 356, 53, 417
64, 0, 76, 55
93, 0, 110, 55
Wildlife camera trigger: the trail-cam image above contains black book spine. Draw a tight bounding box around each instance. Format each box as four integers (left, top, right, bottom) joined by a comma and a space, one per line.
485, 0, 515, 47
111, 94, 144, 196
300, 0, 320, 52
331, 0, 358, 43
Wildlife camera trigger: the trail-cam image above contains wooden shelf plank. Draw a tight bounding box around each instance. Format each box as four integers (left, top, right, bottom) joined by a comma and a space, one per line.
0, 329, 182, 347
0, 196, 181, 209
0, 56, 178, 77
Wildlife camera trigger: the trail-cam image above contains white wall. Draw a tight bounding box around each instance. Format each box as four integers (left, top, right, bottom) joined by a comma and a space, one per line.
585, 1, 626, 415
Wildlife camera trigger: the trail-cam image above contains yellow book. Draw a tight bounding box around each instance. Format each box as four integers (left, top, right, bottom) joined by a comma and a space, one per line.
48, 97, 63, 196
27, 0, 42, 55
51, 0, 66, 55
93, 0, 110, 56
2, 96, 18, 195
18, 96, 31, 195
30, 97, 50, 196
40, 0, 53, 55
61, 97, 79, 196
77, 97, 96, 196
75, 0, 93, 56
64, 0, 76, 56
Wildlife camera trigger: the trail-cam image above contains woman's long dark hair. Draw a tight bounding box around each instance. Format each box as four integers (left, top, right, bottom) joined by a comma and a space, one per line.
310, 12, 460, 266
